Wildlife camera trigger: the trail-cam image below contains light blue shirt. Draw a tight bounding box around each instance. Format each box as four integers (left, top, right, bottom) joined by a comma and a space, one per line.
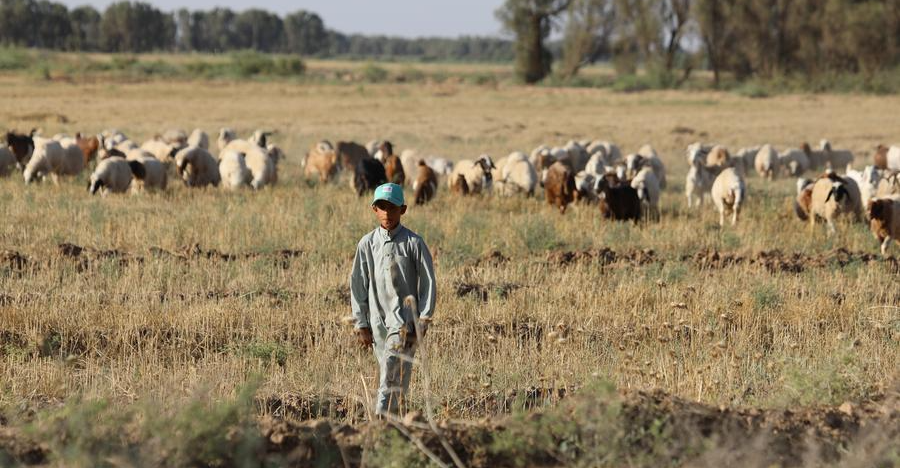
350, 224, 436, 333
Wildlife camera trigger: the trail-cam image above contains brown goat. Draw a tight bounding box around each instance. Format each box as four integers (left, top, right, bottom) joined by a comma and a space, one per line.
867, 197, 900, 256
450, 173, 469, 196
414, 160, 437, 205
384, 154, 405, 186
75, 132, 100, 166
304, 141, 339, 183
6, 129, 35, 165
544, 161, 576, 214
335, 141, 370, 173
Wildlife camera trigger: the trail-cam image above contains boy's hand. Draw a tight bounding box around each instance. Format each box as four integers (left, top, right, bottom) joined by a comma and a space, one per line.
356, 328, 374, 348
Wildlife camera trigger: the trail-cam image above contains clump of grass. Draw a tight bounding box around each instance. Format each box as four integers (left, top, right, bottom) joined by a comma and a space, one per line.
361, 62, 389, 83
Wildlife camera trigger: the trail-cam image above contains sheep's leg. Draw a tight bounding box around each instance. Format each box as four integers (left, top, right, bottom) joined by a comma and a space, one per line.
686, 193, 692, 208
826, 219, 836, 236
882, 237, 892, 257
732, 208, 739, 226
719, 209, 725, 227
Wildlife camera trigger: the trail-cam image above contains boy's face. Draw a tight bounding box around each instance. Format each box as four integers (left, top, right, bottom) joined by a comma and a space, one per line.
372, 201, 406, 231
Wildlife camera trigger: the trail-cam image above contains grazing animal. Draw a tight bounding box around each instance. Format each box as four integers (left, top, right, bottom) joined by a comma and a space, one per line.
6, 129, 35, 166
336, 141, 370, 174
626, 149, 666, 189
217, 128, 237, 152
187, 129, 209, 150
304, 141, 339, 183
449, 155, 495, 195
596, 175, 641, 223
88, 156, 139, 195
876, 171, 900, 197
353, 158, 387, 196
373, 141, 394, 162
450, 173, 469, 196
384, 154, 406, 185
573, 171, 597, 203
496, 151, 537, 197
711, 167, 746, 227
174, 146, 220, 188
74, 133, 100, 166
249, 130, 271, 148
223, 139, 277, 190
794, 178, 815, 221
874, 144, 900, 171
562, 140, 589, 173
685, 160, 715, 208
161, 129, 188, 148
543, 161, 576, 214
426, 157, 453, 177
819, 140, 853, 170
219, 150, 251, 190
844, 165, 881, 211
733, 146, 760, 175
128, 154, 167, 192
413, 160, 437, 205
630, 166, 661, 221
141, 138, 180, 164
754, 144, 779, 180
779, 148, 811, 177
867, 197, 900, 256
705, 145, 730, 167
23, 137, 84, 184
809, 173, 862, 235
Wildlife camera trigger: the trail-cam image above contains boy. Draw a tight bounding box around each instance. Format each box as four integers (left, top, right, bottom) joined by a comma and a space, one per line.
350, 183, 436, 416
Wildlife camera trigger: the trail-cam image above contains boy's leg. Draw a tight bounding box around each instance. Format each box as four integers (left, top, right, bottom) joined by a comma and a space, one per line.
374, 331, 416, 416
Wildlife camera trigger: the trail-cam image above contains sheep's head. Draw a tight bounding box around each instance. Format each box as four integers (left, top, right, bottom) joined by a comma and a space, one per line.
6, 131, 34, 165
801, 142, 812, 155
825, 181, 849, 204
820, 140, 832, 152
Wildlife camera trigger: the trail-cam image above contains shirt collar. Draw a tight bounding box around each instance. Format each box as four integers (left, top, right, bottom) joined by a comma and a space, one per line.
378, 224, 403, 241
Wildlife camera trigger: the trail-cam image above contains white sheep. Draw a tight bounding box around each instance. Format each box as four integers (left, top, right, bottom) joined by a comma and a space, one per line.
584, 152, 607, 177
217, 128, 237, 152
591, 141, 622, 164
685, 160, 715, 208
778, 148, 810, 177
754, 144, 779, 180
187, 129, 209, 150
249, 129, 271, 147
686, 142, 713, 166
626, 148, 666, 189
563, 140, 589, 172
128, 154, 167, 192
223, 139, 277, 190
175, 146, 221, 187
161, 129, 188, 147
631, 166, 660, 221
574, 171, 597, 202
819, 140, 853, 169
711, 167, 746, 227
141, 138, 179, 164
496, 151, 537, 196
844, 165, 880, 211
88, 156, 135, 195
399, 149, 419, 181
876, 171, 899, 197
809, 173, 863, 235
734, 146, 761, 176
449, 155, 495, 194
218, 150, 251, 190
23, 137, 84, 184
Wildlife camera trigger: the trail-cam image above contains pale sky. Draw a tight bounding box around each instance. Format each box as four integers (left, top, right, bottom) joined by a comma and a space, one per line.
57, 0, 509, 38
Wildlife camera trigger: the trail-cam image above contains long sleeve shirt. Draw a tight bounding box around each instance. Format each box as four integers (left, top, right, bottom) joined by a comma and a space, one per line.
350, 224, 436, 334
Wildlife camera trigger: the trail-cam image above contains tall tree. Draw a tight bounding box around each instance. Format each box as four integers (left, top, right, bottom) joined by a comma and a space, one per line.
496, 0, 571, 83
283, 10, 326, 55
100, 1, 174, 52
559, 0, 616, 79
68, 5, 101, 51
233, 8, 283, 51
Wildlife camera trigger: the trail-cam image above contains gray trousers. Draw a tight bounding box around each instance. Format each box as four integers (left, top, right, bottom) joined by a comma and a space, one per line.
372, 323, 416, 415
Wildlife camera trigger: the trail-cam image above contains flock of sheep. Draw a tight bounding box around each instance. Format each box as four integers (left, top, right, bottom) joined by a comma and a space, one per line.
2, 126, 899, 256
303, 136, 900, 255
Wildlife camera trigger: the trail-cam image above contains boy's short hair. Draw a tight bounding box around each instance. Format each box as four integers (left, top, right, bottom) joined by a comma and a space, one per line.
372, 183, 405, 206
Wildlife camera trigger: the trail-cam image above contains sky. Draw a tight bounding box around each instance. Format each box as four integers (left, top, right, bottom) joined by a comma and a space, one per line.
56, 0, 510, 39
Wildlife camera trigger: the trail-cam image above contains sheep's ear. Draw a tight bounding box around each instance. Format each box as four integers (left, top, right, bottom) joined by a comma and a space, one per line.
128, 160, 146, 180
177, 159, 188, 175
825, 188, 834, 203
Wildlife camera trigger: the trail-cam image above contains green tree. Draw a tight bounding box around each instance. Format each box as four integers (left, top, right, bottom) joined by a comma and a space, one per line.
497, 0, 572, 84
100, 1, 174, 52
559, 0, 616, 79
67, 5, 101, 51
233, 8, 283, 52
283, 10, 326, 55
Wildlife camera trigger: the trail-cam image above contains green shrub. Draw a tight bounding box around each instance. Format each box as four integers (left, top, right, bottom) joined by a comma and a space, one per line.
612, 74, 650, 93
361, 62, 389, 83
0, 47, 32, 70
734, 81, 770, 98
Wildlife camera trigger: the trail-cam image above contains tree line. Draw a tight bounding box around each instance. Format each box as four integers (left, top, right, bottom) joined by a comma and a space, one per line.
0, 0, 514, 62
498, 0, 900, 85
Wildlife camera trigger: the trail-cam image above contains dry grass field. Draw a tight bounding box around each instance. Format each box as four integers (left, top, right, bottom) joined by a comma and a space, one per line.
0, 66, 898, 466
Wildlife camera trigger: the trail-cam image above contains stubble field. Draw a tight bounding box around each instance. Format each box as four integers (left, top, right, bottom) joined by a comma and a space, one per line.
0, 69, 898, 466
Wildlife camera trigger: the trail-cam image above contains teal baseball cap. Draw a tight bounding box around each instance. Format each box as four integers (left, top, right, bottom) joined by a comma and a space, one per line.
372, 183, 405, 206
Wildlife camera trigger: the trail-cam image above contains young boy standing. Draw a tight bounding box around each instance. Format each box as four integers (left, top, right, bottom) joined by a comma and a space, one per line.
350, 183, 437, 416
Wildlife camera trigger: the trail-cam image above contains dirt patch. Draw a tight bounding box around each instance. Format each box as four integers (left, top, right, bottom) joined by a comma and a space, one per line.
685, 248, 899, 274
546, 248, 657, 267
455, 282, 523, 302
